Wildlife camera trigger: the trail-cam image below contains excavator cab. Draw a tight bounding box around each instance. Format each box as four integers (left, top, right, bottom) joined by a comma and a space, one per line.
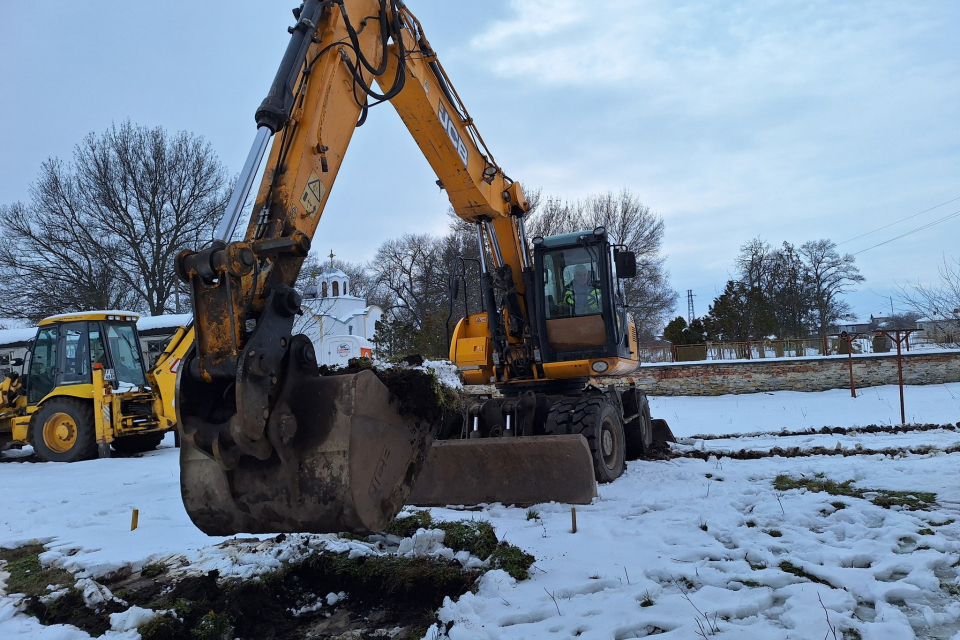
532, 227, 639, 378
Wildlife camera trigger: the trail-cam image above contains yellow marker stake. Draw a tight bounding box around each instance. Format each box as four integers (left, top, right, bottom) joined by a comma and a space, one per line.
571, 506, 577, 533
131, 509, 139, 531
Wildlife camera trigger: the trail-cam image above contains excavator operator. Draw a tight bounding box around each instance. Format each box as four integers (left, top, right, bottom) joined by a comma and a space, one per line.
563, 264, 602, 315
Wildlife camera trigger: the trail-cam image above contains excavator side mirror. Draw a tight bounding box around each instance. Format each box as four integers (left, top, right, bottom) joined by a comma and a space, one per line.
614, 250, 637, 279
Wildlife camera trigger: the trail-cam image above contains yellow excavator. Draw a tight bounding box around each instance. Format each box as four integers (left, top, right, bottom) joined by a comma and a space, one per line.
174, 0, 674, 535
0, 312, 190, 461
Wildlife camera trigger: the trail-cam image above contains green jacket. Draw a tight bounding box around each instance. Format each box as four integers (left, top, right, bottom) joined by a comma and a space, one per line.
563, 282, 602, 314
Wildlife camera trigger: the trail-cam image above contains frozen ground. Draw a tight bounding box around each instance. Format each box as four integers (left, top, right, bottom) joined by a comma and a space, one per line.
1, 383, 959, 639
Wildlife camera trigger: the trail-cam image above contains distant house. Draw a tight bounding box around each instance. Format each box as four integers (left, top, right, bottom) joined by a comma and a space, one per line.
917, 316, 960, 343
0, 327, 36, 378
833, 315, 916, 335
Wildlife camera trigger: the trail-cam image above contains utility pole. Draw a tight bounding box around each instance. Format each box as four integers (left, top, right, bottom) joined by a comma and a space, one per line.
687, 290, 696, 324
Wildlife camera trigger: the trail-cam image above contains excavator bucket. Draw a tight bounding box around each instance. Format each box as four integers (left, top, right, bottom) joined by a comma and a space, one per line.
407, 435, 598, 507
180, 370, 435, 535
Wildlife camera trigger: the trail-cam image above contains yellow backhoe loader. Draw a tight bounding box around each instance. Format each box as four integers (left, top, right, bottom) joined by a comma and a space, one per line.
173, 0, 674, 536
0, 312, 192, 462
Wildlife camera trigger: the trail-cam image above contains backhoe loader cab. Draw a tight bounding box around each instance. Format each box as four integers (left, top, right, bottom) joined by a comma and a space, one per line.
0, 312, 177, 462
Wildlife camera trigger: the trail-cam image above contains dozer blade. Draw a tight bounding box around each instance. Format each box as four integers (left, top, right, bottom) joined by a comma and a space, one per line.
180, 370, 434, 535
407, 435, 598, 507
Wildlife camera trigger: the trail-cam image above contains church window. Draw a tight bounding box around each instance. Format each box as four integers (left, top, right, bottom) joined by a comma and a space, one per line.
348, 325, 353, 335
332, 281, 340, 297
321, 282, 328, 297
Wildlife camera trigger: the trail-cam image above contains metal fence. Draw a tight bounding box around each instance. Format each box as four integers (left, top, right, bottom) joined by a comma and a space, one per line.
638, 336, 879, 364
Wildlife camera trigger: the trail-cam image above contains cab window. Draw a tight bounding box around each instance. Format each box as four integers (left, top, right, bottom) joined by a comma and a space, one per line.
28, 327, 58, 403
105, 324, 146, 387
542, 247, 603, 318
59, 322, 91, 385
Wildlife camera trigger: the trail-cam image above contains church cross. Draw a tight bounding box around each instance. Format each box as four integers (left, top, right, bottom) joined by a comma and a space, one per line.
328, 249, 335, 268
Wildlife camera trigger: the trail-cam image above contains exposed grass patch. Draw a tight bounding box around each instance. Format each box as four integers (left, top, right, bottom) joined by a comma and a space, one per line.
766, 529, 783, 538
739, 579, 763, 588
930, 519, 955, 527
384, 510, 435, 538
842, 629, 863, 640
778, 561, 831, 586
385, 514, 534, 580
140, 563, 167, 579
526, 508, 541, 521
831, 501, 847, 510
773, 475, 937, 511
640, 591, 655, 607
338, 532, 369, 542
745, 520, 756, 528
0, 544, 74, 597
489, 543, 535, 581
704, 473, 713, 479
918, 528, 935, 536
435, 520, 498, 560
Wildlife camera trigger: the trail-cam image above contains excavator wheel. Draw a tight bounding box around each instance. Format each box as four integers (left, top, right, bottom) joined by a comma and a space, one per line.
546, 397, 626, 483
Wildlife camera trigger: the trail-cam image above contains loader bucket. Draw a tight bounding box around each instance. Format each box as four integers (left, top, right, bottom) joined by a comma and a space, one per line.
180, 370, 435, 535
407, 435, 598, 507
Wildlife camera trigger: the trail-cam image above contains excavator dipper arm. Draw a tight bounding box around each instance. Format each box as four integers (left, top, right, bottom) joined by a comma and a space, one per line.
173, 0, 556, 535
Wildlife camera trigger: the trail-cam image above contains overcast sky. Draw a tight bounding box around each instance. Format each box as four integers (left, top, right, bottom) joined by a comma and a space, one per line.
1, 0, 958, 322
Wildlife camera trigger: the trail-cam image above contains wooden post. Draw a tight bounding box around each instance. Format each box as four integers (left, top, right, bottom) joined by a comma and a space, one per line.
894, 331, 906, 425
571, 506, 577, 533
131, 509, 139, 531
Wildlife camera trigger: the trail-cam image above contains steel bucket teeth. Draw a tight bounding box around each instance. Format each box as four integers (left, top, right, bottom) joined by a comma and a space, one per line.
180, 370, 435, 535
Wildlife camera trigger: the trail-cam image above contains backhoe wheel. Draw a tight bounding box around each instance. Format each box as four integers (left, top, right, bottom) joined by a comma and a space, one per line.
546, 397, 626, 483
112, 432, 165, 454
31, 398, 97, 463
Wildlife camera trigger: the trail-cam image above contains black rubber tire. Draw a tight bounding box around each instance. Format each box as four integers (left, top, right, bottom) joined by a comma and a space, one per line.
30, 398, 97, 463
112, 432, 165, 454
546, 397, 626, 483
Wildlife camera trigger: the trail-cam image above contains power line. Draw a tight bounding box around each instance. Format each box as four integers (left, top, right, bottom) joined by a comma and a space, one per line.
837, 195, 960, 246
852, 208, 960, 256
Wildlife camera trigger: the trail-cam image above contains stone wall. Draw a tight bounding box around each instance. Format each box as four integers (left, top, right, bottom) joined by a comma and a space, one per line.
619, 351, 960, 396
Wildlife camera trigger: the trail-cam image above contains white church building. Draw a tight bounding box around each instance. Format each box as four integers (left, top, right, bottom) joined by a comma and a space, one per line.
295, 267, 382, 367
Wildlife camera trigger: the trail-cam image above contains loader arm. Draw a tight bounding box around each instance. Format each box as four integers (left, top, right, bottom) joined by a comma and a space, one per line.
174, 0, 543, 534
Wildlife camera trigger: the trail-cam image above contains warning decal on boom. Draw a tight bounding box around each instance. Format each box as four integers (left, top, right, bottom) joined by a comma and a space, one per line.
300, 172, 326, 218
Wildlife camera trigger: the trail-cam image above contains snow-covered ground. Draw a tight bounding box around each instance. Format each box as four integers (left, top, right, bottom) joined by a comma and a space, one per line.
653, 382, 960, 437
1, 383, 960, 639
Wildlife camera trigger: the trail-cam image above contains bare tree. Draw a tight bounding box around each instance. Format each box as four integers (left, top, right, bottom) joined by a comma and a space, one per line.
735, 237, 775, 291
0, 200, 139, 322
526, 188, 677, 336
72, 122, 230, 314
0, 121, 230, 320
799, 239, 865, 335
899, 257, 960, 347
